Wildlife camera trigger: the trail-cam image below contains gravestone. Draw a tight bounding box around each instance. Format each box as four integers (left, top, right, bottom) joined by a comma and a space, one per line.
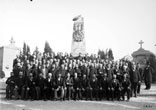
71, 15, 86, 57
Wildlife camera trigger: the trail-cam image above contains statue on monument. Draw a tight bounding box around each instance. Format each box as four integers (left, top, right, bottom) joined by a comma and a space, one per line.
72, 15, 84, 42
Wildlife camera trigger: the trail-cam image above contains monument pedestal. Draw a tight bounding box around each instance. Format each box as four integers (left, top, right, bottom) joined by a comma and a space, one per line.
71, 39, 86, 57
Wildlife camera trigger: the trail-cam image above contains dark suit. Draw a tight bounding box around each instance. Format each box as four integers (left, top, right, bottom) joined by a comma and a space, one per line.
137, 68, 142, 93
49, 68, 57, 80
81, 78, 89, 100
13, 66, 22, 78
88, 77, 98, 100
109, 78, 121, 101
25, 77, 36, 100
106, 68, 114, 81
73, 77, 81, 100
57, 68, 66, 79
6, 76, 16, 99
35, 77, 46, 100
14, 76, 26, 99
130, 69, 141, 97
74, 68, 82, 78
122, 78, 131, 100
144, 66, 153, 89
67, 68, 74, 78
54, 77, 64, 99
64, 77, 73, 100
45, 78, 55, 100
80, 66, 89, 78
99, 77, 109, 100
89, 66, 97, 78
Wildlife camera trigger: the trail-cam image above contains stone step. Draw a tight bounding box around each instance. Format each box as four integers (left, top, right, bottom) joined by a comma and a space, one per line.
0, 89, 5, 95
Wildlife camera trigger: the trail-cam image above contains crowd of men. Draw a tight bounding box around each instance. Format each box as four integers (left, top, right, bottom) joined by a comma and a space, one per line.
6, 52, 153, 101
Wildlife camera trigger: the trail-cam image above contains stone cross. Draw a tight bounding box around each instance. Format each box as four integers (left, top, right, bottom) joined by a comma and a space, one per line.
10, 37, 15, 44
138, 40, 144, 48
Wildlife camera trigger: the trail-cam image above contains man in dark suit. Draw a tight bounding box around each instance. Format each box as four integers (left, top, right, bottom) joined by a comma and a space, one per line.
143, 63, 153, 90
67, 63, 74, 78
45, 73, 55, 100
14, 71, 26, 99
89, 63, 97, 79
13, 62, 22, 78
54, 73, 64, 100
35, 73, 47, 100
48, 64, 57, 80
97, 64, 105, 79
136, 63, 142, 94
73, 72, 81, 100
110, 74, 121, 101
6, 72, 16, 99
64, 72, 73, 100
88, 74, 98, 100
74, 64, 82, 78
106, 63, 114, 82
81, 74, 89, 100
57, 64, 66, 80
122, 74, 131, 101
25, 73, 36, 100
130, 63, 141, 97
99, 73, 109, 100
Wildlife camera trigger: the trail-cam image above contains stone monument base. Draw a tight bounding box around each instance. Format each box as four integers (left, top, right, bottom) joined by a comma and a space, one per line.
71, 40, 86, 57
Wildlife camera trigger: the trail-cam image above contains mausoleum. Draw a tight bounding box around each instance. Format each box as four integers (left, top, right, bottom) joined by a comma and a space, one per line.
132, 40, 155, 68
0, 37, 20, 78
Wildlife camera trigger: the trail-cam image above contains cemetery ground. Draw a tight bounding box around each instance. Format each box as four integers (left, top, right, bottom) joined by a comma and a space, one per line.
0, 81, 156, 110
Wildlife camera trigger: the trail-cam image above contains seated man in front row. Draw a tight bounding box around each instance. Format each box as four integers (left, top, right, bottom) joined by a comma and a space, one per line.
73, 72, 81, 100
14, 71, 26, 99
109, 74, 121, 101
45, 73, 55, 100
88, 74, 98, 100
54, 73, 64, 100
64, 72, 73, 100
25, 73, 36, 100
122, 74, 131, 101
35, 72, 47, 100
6, 72, 16, 99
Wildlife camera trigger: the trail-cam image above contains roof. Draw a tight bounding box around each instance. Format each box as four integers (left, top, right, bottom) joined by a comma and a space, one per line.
132, 48, 155, 57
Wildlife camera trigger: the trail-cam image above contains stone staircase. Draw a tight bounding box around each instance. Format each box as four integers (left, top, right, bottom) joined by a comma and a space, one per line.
138, 84, 156, 97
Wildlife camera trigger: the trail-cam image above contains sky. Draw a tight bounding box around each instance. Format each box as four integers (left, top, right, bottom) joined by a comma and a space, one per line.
0, 0, 156, 60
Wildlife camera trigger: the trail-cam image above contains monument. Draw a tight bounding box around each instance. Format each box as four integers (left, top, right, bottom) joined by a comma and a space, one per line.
0, 37, 20, 78
71, 15, 86, 57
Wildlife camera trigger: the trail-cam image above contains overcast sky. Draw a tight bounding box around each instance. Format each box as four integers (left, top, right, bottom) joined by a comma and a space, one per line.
0, 0, 156, 60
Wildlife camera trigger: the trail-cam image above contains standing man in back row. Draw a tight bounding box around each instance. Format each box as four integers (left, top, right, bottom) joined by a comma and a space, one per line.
143, 62, 153, 90
130, 63, 141, 97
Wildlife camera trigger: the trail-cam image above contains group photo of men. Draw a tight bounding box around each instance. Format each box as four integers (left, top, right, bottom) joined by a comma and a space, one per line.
5, 51, 153, 102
